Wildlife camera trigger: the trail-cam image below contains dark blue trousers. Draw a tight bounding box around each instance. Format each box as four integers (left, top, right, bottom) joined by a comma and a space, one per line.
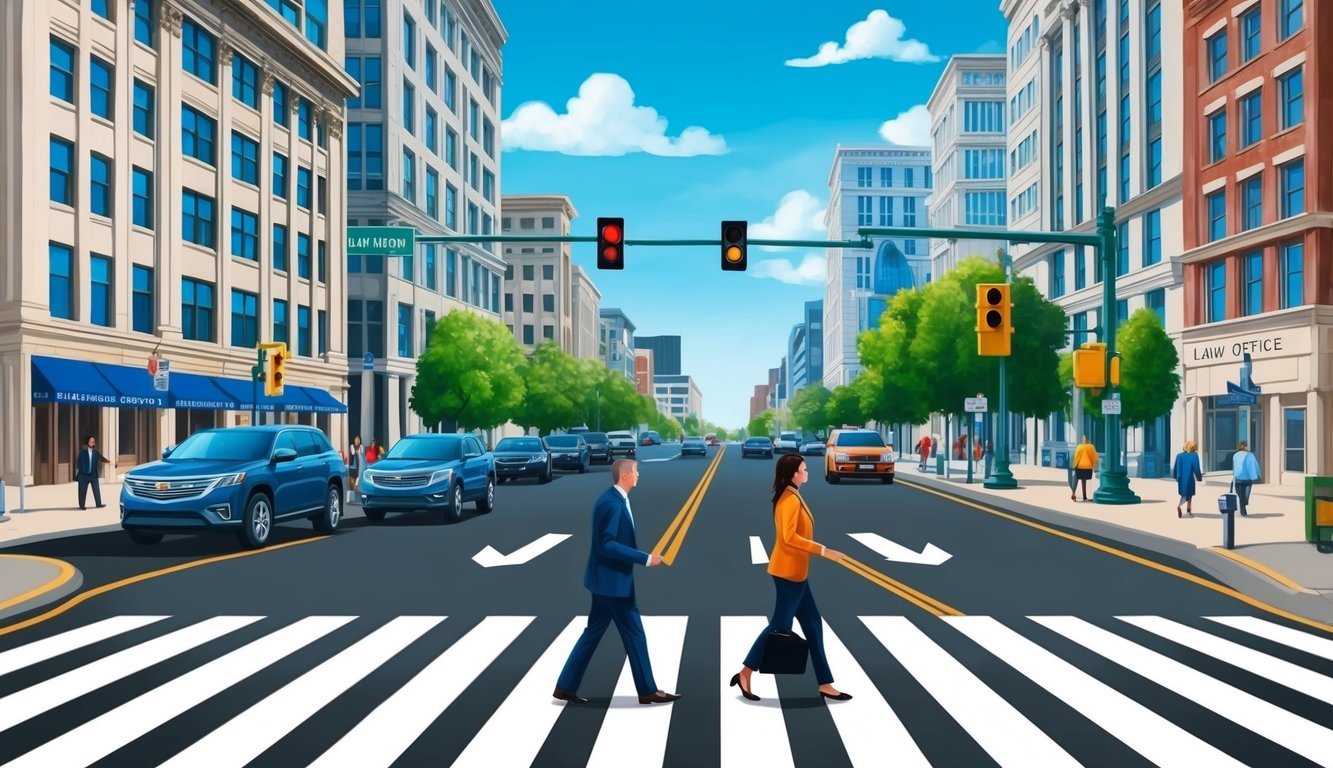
77, 475, 102, 508
557, 589, 657, 696
744, 576, 834, 684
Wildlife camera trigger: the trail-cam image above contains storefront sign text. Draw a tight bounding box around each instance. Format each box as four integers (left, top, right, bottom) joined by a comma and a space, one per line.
1190, 335, 1287, 362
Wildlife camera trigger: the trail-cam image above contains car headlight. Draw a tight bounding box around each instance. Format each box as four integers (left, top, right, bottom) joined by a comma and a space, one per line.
835, 452, 850, 462
882, 453, 896, 463
215, 473, 247, 487
429, 468, 453, 486
360, 473, 375, 487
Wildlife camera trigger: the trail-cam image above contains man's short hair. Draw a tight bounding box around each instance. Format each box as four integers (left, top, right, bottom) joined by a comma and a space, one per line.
611, 458, 637, 482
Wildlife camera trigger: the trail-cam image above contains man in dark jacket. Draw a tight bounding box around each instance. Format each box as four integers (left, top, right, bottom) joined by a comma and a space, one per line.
76, 435, 111, 510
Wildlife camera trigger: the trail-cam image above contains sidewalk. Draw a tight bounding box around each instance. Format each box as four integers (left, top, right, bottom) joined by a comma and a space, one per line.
900, 460, 1333, 621
1, 481, 125, 547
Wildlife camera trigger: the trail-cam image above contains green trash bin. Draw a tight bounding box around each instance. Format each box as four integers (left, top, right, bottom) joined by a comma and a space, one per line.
1306, 476, 1333, 554
935, 455, 945, 475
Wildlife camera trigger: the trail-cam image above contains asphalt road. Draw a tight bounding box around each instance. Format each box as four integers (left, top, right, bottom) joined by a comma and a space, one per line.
2, 442, 1333, 767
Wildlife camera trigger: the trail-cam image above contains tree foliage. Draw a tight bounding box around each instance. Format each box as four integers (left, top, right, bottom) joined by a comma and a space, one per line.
411, 310, 526, 431
788, 384, 832, 435
1116, 308, 1181, 427
512, 342, 591, 434
825, 385, 864, 428
580, 361, 649, 432
748, 409, 775, 438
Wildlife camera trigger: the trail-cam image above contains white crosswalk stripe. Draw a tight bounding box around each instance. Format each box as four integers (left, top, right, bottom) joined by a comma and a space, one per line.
1, 612, 1332, 767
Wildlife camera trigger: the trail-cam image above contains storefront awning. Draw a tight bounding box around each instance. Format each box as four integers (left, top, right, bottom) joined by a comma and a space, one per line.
170, 372, 240, 411
295, 386, 347, 414
93, 363, 170, 409
31, 356, 121, 406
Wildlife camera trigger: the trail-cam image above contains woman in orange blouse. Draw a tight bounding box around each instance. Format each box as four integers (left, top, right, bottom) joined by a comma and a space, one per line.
729, 454, 851, 702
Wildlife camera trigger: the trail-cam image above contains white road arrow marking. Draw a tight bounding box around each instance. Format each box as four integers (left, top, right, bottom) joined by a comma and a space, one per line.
472, 533, 571, 568
849, 532, 952, 566
749, 536, 768, 565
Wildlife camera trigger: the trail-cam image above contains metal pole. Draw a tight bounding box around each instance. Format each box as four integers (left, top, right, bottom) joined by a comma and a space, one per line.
986, 248, 1018, 489
1093, 207, 1140, 504
595, 387, 600, 432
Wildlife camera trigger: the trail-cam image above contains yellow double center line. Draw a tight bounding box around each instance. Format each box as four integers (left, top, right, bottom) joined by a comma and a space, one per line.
652, 447, 726, 565
839, 556, 964, 617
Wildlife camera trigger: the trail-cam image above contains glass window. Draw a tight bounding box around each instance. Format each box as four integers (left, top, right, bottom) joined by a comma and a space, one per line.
298, 98, 313, 141
233, 55, 260, 109
1280, 240, 1304, 309
90, 57, 114, 120
318, 240, 327, 283
273, 224, 288, 271
132, 265, 154, 334
273, 80, 289, 127
132, 167, 153, 229
425, 44, 437, 90
1240, 8, 1260, 62
231, 207, 259, 260
182, 277, 215, 342
426, 169, 438, 218
1116, 222, 1129, 275
1142, 209, 1161, 266
1279, 67, 1303, 130
318, 309, 328, 355
298, 233, 311, 279
425, 107, 437, 153
402, 148, 415, 202
397, 302, 413, 357
49, 242, 74, 320
1239, 90, 1262, 148
181, 105, 217, 166
1206, 189, 1226, 242
273, 152, 288, 198
49, 136, 74, 205
1207, 31, 1227, 83
297, 167, 312, 208
1208, 110, 1226, 163
231, 132, 259, 185
1280, 159, 1304, 219
362, 56, 382, 108
231, 289, 259, 349
1242, 176, 1262, 231
297, 306, 311, 356
1284, 408, 1305, 473
182, 19, 216, 84
182, 189, 216, 249
1145, 288, 1165, 326
1242, 251, 1263, 316
445, 183, 457, 229
273, 299, 289, 345
50, 38, 75, 103
134, 0, 154, 46
133, 80, 155, 138
402, 13, 415, 68
1280, 0, 1304, 40
425, 245, 437, 291
1208, 261, 1226, 323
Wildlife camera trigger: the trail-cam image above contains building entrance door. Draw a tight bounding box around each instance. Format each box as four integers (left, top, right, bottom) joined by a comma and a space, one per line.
1205, 397, 1262, 474
33, 403, 103, 485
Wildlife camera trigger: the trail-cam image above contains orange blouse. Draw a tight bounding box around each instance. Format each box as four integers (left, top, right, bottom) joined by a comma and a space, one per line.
767, 488, 824, 582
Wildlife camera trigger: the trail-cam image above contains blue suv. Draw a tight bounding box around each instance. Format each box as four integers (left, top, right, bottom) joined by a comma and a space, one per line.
359, 433, 496, 522
120, 426, 347, 549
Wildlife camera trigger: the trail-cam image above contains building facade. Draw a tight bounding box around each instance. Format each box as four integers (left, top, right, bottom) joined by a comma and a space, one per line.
633, 348, 653, 396
653, 374, 701, 422
635, 335, 681, 376
787, 299, 825, 394
928, 54, 1010, 277
823, 146, 934, 388
499, 194, 575, 352
597, 307, 635, 383
1178, 0, 1329, 482
1006, 0, 1186, 476
569, 264, 601, 360
1, 0, 357, 487
750, 383, 770, 422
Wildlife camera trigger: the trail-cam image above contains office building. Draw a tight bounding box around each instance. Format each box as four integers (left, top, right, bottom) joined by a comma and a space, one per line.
569, 264, 601, 360
500, 194, 576, 351
635, 334, 681, 377
653, 374, 702, 422
598, 307, 635, 383
634, 349, 654, 396
788, 299, 824, 393
750, 383, 770, 422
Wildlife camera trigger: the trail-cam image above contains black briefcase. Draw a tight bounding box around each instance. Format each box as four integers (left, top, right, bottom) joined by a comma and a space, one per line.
759, 630, 808, 675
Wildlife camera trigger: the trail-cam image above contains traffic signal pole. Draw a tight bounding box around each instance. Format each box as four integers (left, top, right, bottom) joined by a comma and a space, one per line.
985, 250, 1018, 489
1092, 208, 1140, 504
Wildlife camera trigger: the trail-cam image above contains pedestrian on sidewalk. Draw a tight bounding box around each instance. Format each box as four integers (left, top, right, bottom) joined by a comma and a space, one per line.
916, 434, 932, 471
983, 439, 993, 480
76, 435, 110, 510
365, 438, 380, 466
347, 436, 363, 493
1232, 441, 1261, 517
1172, 440, 1203, 518
1072, 435, 1098, 502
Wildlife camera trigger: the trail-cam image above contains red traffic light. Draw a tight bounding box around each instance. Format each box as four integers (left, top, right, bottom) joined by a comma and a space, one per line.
597, 217, 624, 270
601, 223, 622, 244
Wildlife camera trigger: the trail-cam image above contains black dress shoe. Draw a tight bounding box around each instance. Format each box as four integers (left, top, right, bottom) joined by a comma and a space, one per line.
820, 690, 853, 701
552, 687, 588, 704
729, 673, 760, 701
638, 690, 681, 704
96, 504, 106, 508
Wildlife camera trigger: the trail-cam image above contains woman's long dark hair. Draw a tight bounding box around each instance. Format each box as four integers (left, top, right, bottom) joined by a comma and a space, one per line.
772, 454, 805, 506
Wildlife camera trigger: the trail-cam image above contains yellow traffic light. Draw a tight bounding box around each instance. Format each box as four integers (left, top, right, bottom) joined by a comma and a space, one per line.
721, 220, 747, 271
975, 283, 1012, 356
1073, 342, 1106, 388
265, 342, 288, 396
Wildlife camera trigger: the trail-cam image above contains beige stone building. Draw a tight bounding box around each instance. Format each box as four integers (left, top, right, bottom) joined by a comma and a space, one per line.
500, 194, 578, 352
0, 0, 357, 487
569, 264, 601, 361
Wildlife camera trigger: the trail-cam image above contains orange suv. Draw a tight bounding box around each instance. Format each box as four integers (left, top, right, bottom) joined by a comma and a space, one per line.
824, 429, 895, 484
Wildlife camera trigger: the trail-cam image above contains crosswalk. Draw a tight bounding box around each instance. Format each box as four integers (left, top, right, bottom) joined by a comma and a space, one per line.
1, 611, 1332, 766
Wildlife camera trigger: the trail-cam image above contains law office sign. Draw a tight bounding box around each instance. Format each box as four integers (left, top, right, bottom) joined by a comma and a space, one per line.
346, 226, 414, 256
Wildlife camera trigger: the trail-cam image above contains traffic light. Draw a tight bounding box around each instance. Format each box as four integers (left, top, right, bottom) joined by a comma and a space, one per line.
975, 283, 1012, 356
265, 343, 288, 396
721, 220, 747, 271
596, 217, 624, 270
1072, 342, 1106, 388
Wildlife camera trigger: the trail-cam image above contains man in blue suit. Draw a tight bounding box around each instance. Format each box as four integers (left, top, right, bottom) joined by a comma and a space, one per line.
554, 459, 681, 705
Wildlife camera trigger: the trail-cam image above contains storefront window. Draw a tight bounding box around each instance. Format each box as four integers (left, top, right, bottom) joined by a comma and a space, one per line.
1205, 396, 1261, 473
1285, 407, 1305, 473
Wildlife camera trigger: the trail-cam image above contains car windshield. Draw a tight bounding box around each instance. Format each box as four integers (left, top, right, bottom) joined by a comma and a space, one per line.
168, 430, 274, 461
547, 436, 581, 448
608, 432, 632, 439
780, 433, 797, 440
836, 432, 886, 448
495, 438, 543, 452
685, 437, 704, 443
383, 437, 463, 461
745, 438, 769, 446
582, 433, 608, 443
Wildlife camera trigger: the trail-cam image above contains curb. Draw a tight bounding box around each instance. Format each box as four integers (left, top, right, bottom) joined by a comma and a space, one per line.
0, 555, 83, 622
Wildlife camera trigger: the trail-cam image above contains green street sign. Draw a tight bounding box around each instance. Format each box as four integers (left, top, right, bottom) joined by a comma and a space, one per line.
347, 226, 415, 256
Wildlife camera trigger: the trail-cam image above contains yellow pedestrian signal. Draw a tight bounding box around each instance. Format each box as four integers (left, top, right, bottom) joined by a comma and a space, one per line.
975, 283, 1012, 356
721, 220, 747, 271
264, 342, 288, 396
1073, 342, 1105, 388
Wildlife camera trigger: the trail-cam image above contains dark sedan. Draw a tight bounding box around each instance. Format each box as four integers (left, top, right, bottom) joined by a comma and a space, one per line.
546, 434, 591, 473
681, 435, 708, 456
492, 437, 552, 484
741, 437, 774, 459
580, 432, 612, 464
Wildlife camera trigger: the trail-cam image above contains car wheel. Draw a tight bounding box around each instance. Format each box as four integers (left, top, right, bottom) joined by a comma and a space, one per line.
126, 529, 163, 545
363, 507, 386, 522
476, 476, 495, 513
539, 462, 553, 484
881, 476, 893, 485
445, 483, 463, 522
827, 471, 841, 485
313, 484, 341, 533
237, 493, 274, 549
578, 457, 588, 473
497, 476, 507, 485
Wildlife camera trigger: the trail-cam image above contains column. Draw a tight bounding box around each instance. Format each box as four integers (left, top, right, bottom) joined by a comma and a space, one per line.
386, 372, 402, 445
157, 1, 185, 337
403, 374, 422, 434
217, 39, 235, 348
1312, 390, 1328, 477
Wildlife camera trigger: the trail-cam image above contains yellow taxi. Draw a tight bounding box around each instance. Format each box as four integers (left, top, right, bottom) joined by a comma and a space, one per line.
824, 428, 895, 484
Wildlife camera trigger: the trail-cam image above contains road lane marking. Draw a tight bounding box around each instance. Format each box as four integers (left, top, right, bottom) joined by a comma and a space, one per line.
158, 616, 444, 768
946, 616, 1246, 768
848, 532, 952, 566
652, 445, 725, 565
450, 617, 586, 768
840, 557, 963, 617
1205, 616, 1333, 660
1, 616, 351, 768
750, 536, 769, 565
720, 616, 794, 768
1119, 615, 1333, 705
472, 533, 571, 567
819, 620, 930, 767
861, 616, 1080, 768
0, 556, 77, 615
309, 615, 532, 768
0, 535, 331, 638
895, 478, 1333, 635
1033, 615, 1333, 767
0, 615, 168, 677
0, 615, 262, 734
586, 616, 687, 768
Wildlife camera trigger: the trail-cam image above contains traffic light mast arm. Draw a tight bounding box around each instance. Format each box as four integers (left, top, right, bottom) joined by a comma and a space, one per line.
857, 225, 1101, 247
1063, 325, 1105, 341
412, 234, 875, 249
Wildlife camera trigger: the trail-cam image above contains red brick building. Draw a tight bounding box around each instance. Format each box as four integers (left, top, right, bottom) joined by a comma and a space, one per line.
1180, 0, 1331, 481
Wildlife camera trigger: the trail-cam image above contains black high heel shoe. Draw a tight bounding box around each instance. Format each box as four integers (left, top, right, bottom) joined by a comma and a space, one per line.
729, 673, 760, 701
820, 690, 853, 701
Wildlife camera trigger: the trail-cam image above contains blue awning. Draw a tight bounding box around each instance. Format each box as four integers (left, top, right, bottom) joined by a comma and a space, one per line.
31, 356, 120, 406
93, 363, 170, 409
170, 372, 240, 411
290, 385, 347, 414
212, 376, 278, 412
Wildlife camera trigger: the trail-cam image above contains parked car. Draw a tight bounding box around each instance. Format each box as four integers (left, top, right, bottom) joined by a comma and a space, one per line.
606, 430, 638, 459
580, 431, 612, 464
799, 440, 827, 456
120, 425, 346, 549
774, 431, 802, 454
640, 430, 662, 446
492, 437, 552, 484
546, 434, 591, 472
704, 433, 719, 447
741, 437, 775, 459
824, 429, 896, 484
359, 433, 495, 522
681, 435, 708, 456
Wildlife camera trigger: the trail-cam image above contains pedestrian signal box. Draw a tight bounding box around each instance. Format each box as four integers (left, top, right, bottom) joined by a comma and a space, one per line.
975, 283, 1013, 357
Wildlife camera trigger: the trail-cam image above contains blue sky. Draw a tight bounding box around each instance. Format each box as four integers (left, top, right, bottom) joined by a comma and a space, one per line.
491, 2, 1008, 428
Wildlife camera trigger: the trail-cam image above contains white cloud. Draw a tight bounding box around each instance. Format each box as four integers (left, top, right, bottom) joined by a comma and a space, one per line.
751, 254, 827, 286
974, 39, 1004, 54
785, 10, 940, 67
500, 73, 727, 157
878, 104, 932, 146
750, 190, 827, 251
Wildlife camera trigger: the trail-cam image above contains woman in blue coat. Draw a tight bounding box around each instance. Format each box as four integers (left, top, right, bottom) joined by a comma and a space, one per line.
1173, 440, 1203, 518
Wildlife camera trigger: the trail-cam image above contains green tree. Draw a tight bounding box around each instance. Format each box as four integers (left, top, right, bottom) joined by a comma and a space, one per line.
412, 310, 526, 431
748, 409, 775, 438
1007, 275, 1071, 418
1116, 308, 1181, 427
582, 363, 647, 431
512, 342, 590, 434
825, 385, 864, 428
788, 384, 832, 436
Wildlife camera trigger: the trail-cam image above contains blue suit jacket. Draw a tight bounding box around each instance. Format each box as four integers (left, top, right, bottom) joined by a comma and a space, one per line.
583, 486, 650, 597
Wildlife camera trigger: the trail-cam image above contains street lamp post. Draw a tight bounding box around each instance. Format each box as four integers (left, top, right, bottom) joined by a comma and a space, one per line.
594, 386, 600, 432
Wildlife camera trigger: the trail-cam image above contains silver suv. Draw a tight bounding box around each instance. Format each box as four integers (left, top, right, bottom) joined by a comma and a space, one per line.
606, 430, 638, 458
